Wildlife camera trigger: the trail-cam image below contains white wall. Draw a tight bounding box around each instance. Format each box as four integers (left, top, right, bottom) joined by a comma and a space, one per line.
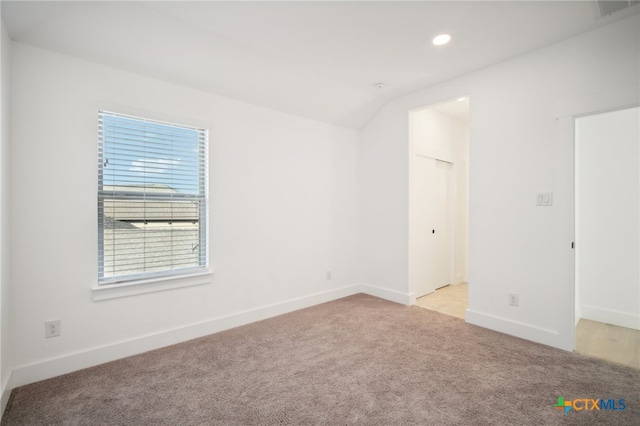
0, 17, 12, 413
360, 15, 640, 350
576, 107, 640, 330
9, 42, 359, 387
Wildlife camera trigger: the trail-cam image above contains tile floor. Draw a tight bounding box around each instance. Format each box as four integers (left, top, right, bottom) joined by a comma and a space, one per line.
575, 318, 640, 370
415, 283, 468, 320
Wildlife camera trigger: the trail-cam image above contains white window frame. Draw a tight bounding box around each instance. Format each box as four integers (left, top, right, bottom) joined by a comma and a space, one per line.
95, 106, 210, 298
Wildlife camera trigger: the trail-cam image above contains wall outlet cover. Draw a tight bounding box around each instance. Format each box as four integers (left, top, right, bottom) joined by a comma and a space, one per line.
45, 320, 61, 338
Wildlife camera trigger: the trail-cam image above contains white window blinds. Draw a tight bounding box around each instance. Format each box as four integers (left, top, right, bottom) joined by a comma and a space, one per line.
98, 110, 208, 285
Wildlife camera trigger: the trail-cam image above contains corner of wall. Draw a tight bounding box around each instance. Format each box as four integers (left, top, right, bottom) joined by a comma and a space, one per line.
1, 370, 12, 419
360, 283, 414, 306
0, 15, 11, 422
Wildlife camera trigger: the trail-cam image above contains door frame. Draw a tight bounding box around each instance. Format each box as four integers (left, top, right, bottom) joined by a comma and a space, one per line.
573, 105, 640, 340
408, 98, 469, 303
554, 89, 639, 351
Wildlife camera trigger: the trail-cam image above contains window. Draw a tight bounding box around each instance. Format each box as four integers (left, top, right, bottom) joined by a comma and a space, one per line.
98, 110, 208, 285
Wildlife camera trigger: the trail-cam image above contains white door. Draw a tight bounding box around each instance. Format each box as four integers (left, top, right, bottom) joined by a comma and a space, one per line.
412, 155, 433, 297
433, 159, 453, 289
412, 156, 453, 298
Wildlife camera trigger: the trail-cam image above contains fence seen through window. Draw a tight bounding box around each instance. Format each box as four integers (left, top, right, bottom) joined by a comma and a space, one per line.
98, 110, 208, 284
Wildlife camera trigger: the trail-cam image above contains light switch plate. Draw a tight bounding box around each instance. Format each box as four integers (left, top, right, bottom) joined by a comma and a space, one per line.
536, 192, 553, 206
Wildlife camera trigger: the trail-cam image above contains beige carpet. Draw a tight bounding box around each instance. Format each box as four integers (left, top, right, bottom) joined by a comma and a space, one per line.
3, 294, 639, 425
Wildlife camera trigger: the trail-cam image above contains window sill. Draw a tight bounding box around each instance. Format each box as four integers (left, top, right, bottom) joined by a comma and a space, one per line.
92, 270, 213, 301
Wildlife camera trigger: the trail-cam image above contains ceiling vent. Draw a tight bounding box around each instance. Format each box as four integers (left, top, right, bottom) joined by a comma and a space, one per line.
595, 1, 639, 18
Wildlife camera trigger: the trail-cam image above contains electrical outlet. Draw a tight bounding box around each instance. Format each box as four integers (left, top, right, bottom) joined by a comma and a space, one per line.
45, 320, 61, 338
508, 293, 519, 307
326, 271, 332, 280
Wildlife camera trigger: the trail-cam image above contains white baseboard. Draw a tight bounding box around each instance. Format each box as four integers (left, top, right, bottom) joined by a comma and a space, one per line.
11, 284, 361, 389
1, 370, 12, 420
466, 309, 562, 349
360, 283, 414, 306
581, 305, 640, 330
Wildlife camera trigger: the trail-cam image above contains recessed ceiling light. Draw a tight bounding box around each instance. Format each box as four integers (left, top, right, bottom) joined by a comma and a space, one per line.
373, 82, 386, 90
432, 34, 452, 46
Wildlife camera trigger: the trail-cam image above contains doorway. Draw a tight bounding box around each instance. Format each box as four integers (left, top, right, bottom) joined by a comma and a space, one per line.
409, 97, 469, 316
574, 106, 640, 369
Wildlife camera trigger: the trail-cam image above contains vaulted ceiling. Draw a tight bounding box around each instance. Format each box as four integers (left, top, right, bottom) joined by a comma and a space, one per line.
2, 1, 638, 129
